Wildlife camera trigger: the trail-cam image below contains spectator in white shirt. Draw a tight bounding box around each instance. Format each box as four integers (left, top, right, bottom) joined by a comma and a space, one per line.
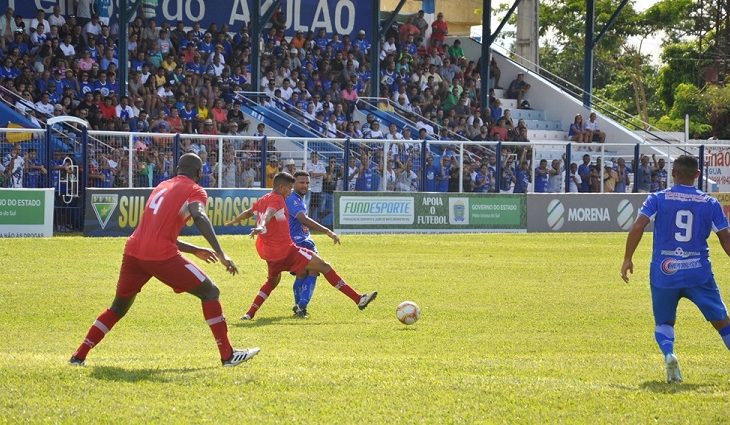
48, 6, 66, 28
83, 15, 102, 43
59, 35, 76, 58
305, 151, 327, 221
34, 92, 54, 116
584, 112, 606, 143
30, 9, 50, 35
278, 78, 293, 101
385, 123, 403, 141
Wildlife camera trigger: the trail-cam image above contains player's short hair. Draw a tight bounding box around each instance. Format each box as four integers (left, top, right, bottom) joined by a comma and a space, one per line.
178, 153, 202, 177
273, 172, 295, 187
673, 155, 698, 180
293, 171, 310, 179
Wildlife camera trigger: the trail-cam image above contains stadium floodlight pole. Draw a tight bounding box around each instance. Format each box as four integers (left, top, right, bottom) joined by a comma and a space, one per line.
118, 0, 143, 100
480, 0, 522, 109
260, 135, 268, 188
582, 0, 595, 108
632, 143, 640, 193
495, 141, 502, 192
369, 0, 380, 98
380, 0, 407, 35
698, 144, 705, 190
45, 125, 52, 189
251, 0, 281, 101
564, 143, 571, 193
585, 0, 629, 109
480, 1, 492, 109
344, 138, 351, 191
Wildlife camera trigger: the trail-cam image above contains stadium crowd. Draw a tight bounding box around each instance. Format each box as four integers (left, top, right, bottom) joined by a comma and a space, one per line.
0, 5, 651, 196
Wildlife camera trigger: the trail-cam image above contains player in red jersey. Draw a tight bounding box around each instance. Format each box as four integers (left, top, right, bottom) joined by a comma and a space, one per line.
69, 153, 259, 367
227, 172, 377, 319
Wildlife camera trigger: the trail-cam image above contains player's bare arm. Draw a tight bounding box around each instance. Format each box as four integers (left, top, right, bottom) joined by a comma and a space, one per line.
296, 212, 340, 244
621, 214, 650, 283
176, 240, 219, 264
250, 208, 277, 238
225, 207, 254, 226
188, 201, 238, 275
716, 228, 730, 257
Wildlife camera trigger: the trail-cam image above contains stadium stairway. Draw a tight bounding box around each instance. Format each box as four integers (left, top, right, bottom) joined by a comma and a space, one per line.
238, 96, 344, 159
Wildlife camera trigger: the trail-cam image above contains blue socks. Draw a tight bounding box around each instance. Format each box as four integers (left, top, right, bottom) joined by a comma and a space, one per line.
293, 277, 304, 307
293, 275, 318, 309
655, 324, 675, 356
719, 324, 730, 350
298, 276, 317, 309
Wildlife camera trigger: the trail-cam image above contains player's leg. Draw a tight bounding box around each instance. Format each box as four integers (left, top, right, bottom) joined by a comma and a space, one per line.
302, 249, 377, 310
686, 278, 730, 351
70, 256, 148, 365
187, 279, 234, 361
152, 256, 260, 365
294, 241, 319, 316
650, 284, 682, 383
187, 279, 260, 365
242, 272, 282, 320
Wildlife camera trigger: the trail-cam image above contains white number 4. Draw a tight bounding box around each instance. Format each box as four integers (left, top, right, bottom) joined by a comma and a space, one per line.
149, 188, 168, 215
674, 210, 693, 242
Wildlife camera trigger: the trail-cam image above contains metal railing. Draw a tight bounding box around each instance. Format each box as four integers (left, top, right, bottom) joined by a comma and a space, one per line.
2, 127, 713, 195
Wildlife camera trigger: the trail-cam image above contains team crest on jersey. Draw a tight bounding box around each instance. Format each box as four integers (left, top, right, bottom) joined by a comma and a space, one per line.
91, 194, 118, 230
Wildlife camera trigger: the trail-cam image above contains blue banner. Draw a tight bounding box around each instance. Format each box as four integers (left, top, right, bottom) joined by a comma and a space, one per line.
84, 187, 269, 237
9, 0, 371, 36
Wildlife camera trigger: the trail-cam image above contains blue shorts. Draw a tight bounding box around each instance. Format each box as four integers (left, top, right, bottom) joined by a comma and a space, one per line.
651, 278, 728, 324
295, 239, 317, 253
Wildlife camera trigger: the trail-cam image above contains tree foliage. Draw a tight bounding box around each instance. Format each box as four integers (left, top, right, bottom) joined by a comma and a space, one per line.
532, 0, 727, 138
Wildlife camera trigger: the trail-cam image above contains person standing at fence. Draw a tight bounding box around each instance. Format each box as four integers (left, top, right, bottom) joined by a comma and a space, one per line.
547, 159, 563, 193
636, 155, 652, 192
621, 155, 730, 383
305, 151, 326, 220
69, 153, 259, 367
578, 154, 591, 192
3, 143, 24, 188
615, 158, 631, 193
653, 155, 669, 191
321, 157, 340, 225
534, 159, 549, 193
24, 148, 47, 188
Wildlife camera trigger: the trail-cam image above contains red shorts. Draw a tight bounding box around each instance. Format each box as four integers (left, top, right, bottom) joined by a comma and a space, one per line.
266, 245, 314, 279
116, 254, 209, 298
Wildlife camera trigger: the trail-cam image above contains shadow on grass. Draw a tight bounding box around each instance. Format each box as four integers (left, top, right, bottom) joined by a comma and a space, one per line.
90, 366, 213, 383
396, 327, 418, 331
232, 315, 359, 327
639, 380, 708, 393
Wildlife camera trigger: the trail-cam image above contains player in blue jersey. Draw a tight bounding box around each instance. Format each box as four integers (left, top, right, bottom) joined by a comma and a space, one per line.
287, 170, 341, 318
621, 155, 730, 383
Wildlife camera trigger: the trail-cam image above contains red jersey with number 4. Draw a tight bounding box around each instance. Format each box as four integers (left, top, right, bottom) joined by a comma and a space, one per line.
252, 191, 294, 262
125, 175, 208, 261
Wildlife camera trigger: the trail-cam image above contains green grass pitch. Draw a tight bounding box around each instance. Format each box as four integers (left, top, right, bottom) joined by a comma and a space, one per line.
1, 233, 729, 423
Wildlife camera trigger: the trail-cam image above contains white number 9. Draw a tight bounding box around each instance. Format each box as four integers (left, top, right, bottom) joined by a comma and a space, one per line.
674, 210, 693, 242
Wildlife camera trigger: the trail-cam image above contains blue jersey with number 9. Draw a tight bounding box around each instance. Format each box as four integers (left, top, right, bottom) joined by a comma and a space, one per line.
640, 185, 729, 288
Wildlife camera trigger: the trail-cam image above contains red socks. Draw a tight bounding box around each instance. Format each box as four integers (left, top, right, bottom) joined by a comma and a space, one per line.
73, 309, 121, 360
324, 269, 361, 303
202, 300, 233, 361
245, 281, 277, 318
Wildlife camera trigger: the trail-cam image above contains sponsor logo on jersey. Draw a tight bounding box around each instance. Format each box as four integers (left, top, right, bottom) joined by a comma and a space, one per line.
661, 258, 702, 275
660, 247, 701, 258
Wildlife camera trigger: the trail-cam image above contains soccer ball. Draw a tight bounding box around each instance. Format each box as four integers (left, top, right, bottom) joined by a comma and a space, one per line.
396, 301, 420, 325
